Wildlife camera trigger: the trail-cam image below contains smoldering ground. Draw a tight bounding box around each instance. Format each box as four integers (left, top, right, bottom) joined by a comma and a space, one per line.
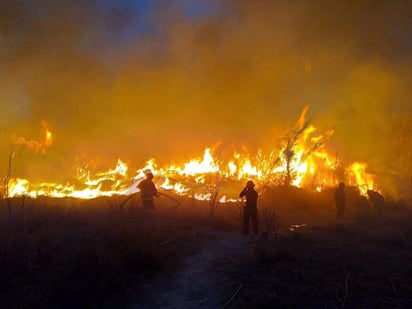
1, 0, 412, 198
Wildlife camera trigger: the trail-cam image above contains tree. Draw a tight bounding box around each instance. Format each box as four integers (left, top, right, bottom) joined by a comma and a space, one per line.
278, 106, 329, 186
3, 148, 15, 220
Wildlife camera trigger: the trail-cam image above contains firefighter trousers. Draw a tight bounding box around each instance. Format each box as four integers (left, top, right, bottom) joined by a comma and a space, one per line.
242, 206, 258, 235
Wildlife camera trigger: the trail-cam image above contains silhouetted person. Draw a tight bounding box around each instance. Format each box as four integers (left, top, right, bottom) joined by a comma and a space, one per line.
137, 170, 159, 209
334, 182, 346, 220
367, 190, 385, 217
239, 180, 258, 235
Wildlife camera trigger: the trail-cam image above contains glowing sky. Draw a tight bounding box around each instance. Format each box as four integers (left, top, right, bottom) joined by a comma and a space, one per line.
1, 0, 412, 196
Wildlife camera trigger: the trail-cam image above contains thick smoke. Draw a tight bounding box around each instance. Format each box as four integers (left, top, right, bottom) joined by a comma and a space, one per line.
1, 0, 412, 198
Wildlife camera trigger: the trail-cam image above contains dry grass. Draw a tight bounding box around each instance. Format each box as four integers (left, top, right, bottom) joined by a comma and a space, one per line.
0, 187, 411, 307
0, 195, 219, 307
218, 207, 412, 308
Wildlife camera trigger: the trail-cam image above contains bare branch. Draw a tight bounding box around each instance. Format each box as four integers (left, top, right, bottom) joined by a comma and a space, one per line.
222, 283, 243, 309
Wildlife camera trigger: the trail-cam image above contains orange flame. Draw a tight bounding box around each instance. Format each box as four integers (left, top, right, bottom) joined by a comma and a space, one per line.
4, 109, 379, 201
347, 162, 375, 195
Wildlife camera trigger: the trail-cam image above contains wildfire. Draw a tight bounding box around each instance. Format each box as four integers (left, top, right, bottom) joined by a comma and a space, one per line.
178, 148, 219, 176
7, 178, 32, 198
3, 109, 379, 201
347, 162, 375, 195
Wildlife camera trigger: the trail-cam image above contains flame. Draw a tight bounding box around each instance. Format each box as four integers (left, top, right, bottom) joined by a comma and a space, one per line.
171, 148, 219, 176
4, 109, 379, 201
42, 120, 53, 147
8, 178, 33, 198
347, 162, 375, 195
5, 146, 376, 200
297, 105, 310, 130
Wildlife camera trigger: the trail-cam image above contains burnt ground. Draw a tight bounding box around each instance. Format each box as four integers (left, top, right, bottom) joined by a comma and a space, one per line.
135, 212, 412, 309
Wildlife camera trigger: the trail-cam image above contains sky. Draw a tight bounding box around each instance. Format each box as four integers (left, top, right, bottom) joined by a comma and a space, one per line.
1, 0, 412, 197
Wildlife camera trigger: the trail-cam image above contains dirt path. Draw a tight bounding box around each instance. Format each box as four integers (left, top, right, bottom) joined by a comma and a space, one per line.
135, 229, 259, 308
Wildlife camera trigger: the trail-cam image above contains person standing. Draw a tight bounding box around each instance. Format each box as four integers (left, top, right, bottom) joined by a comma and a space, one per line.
334, 182, 346, 220
367, 189, 385, 218
239, 180, 259, 235
137, 170, 159, 209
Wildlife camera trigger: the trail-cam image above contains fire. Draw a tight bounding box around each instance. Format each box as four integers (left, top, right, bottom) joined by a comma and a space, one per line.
179, 148, 219, 175
347, 162, 375, 195
8, 178, 33, 198
3, 109, 379, 201
230, 153, 262, 179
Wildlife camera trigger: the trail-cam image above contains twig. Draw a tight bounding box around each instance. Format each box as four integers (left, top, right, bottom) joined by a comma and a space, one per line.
341, 272, 350, 309
388, 277, 399, 297
18, 195, 26, 221
221, 283, 243, 309
5, 149, 14, 221
160, 239, 176, 246
5, 197, 12, 223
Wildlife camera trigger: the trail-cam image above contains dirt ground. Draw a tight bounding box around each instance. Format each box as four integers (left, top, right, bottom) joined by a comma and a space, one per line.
135, 228, 258, 308
134, 210, 412, 309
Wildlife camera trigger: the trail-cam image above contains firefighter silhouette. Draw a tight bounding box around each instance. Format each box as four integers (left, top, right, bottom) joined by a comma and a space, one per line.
137, 170, 159, 209
367, 190, 385, 217
239, 180, 259, 235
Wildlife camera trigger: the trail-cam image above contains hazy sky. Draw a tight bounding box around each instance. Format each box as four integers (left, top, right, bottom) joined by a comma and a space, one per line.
1, 0, 412, 195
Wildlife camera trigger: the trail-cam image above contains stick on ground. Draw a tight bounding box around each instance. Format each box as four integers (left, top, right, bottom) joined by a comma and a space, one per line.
222, 283, 243, 309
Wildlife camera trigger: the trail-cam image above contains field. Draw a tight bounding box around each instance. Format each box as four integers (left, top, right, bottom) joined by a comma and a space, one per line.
1, 187, 411, 308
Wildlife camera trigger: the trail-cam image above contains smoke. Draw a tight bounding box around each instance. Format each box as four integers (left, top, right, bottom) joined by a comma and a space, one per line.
1, 0, 412, 197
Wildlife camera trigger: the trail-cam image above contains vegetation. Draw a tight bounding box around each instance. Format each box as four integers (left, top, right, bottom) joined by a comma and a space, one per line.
0, 195, 215, 307
0, 187, 411, 307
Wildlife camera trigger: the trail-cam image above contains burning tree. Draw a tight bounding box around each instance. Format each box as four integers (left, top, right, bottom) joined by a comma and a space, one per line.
277, 105, 334, 187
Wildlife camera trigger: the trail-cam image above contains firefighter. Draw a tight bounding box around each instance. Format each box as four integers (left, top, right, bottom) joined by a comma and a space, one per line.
137, 170, 159, 209
239, 180, 259, 235
334, 182, 346, 220
367, 189, 385, 217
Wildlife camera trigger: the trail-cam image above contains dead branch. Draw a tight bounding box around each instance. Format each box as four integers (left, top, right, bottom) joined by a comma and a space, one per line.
221, 283, 243, 309
160, 239, 176, 246
341, 272, 350, 309
17, 195, 26, 222
4, 149, 14, 198
4, 149, 15, 221
388, 276, 399, 297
